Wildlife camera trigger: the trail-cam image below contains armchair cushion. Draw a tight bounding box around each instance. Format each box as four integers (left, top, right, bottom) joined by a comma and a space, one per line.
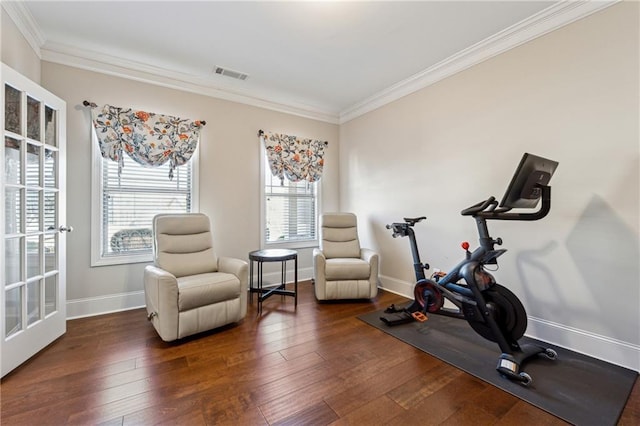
177, 272, 240, 311
325, 258, 371, 280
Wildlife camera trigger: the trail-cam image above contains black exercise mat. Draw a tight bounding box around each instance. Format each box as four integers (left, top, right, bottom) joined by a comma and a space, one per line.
358, 310, 637, 426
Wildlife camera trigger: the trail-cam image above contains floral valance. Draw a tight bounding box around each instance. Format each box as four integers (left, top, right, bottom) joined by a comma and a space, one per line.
260, 131, 327, 184
91, 104, 205, 179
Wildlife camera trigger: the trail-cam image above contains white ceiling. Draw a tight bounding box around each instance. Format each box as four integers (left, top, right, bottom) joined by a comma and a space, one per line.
6, 1, 614, 123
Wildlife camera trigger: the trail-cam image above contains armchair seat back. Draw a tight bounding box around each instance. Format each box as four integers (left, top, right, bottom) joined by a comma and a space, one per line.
154, 213, 218, 277
320, 213, 361, 259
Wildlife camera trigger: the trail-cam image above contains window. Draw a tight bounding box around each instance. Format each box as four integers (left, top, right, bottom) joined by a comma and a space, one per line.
261, 150, 319, 248
91, 138, 198, 266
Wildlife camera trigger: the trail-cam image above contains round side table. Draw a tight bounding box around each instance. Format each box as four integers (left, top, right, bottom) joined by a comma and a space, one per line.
249, 249, 298, 314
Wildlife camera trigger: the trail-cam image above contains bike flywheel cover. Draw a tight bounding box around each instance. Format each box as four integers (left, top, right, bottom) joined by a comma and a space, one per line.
463, 283, 527, 343
414, 279, 444, 313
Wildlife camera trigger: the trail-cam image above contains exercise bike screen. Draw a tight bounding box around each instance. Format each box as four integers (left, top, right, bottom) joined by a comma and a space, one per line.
499, 152, 559, 209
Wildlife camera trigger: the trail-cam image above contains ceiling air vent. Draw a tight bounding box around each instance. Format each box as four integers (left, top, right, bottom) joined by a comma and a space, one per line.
214, 66, 248, 81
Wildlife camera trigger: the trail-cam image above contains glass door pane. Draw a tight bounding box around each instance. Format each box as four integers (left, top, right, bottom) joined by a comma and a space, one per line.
5, 287, 22, 338
26, 190, 40, 234
27, 280, 41, 326
5, 137, 21, 184
44, 149, 55, 187
44, 106, 56, 147
4, 85, 21, 134
44, 192, 56, 232
44, 235, 56, 273
26, 143, 40, 186
26, 236, 40, 279
44, 275, 57, 316
4, 187, 21, 235
26, 96, 40, 141
4, 238, 21, 285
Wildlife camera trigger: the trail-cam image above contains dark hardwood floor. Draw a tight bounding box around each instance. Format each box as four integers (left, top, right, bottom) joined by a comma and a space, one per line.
1, 281, 638, 425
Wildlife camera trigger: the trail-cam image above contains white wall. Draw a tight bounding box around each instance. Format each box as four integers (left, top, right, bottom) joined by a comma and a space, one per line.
1, 6, 41, 83
39, 63, 339, 318
340, 3, 639, 370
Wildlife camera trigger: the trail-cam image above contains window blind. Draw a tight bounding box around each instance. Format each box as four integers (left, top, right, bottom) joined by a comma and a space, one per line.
264, 162, 316, 243
101, 154, 192, 256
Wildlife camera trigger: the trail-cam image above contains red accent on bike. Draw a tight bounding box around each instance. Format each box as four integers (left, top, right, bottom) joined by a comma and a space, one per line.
461, 241, 470, 250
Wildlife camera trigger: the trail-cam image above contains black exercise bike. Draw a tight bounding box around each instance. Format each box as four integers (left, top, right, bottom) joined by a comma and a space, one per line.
381, 153, 559, 385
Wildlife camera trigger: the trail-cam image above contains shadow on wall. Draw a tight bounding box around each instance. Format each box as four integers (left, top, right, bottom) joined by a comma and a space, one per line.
564, 195, 639, 343
517, 194, 640, 347
515, 240, 565, 328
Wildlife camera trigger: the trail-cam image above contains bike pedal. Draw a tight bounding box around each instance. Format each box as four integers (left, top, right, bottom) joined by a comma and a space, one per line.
412, 312, 428, 322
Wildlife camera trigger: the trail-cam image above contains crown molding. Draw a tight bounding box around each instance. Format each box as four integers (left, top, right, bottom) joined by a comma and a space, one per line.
5, 0, 618, 126
339, 0, 620, 124
1, 1, 45, 58
40, 43, 340, 124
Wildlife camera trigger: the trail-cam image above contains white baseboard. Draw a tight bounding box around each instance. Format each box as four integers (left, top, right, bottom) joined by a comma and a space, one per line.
379, 275, 640, 372
526, 316, 640, 372
379, 274, 415, 298
66, 291, 146, 319
66, 267, 315, 320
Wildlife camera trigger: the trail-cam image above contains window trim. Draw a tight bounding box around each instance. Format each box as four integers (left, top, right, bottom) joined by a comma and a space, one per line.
259, 140, 320, 250
90, 130, 199, 267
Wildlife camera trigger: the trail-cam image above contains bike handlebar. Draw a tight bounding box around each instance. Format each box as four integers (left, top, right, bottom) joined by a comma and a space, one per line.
386, 223, 404, 238
388, 186, 551, 239
460, 197, 496, 216
460, 186, 552, 221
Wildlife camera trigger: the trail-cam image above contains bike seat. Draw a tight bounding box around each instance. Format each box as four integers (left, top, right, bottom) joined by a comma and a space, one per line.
403, 216, 426, 226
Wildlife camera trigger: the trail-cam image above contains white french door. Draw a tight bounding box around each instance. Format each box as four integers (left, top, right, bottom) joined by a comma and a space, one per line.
1, 63, 67, 377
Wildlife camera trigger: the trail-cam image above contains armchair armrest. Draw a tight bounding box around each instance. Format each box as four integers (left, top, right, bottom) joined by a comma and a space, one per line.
360, 248, 378, 263
218, 256, 249, 317
313, 248, 327, 298
313, 248, 326, 268
143, 265, 179, 341
144, 265, 178, 296
361, 248, 380, 287
218, 256, 249, 281
218, 257, 248, 284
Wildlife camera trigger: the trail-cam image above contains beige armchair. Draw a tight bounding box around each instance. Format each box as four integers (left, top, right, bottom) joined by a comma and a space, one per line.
144, 213, 248, 342
313, 212, 379, 300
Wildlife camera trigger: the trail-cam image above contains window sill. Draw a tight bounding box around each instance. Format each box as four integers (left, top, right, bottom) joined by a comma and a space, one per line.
262, 239, 318, 250
90, 252, 152, 267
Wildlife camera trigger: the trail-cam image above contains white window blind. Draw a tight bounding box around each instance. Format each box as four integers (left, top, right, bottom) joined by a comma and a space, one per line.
101, 154, 192, 258
264, 157, 317, 244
